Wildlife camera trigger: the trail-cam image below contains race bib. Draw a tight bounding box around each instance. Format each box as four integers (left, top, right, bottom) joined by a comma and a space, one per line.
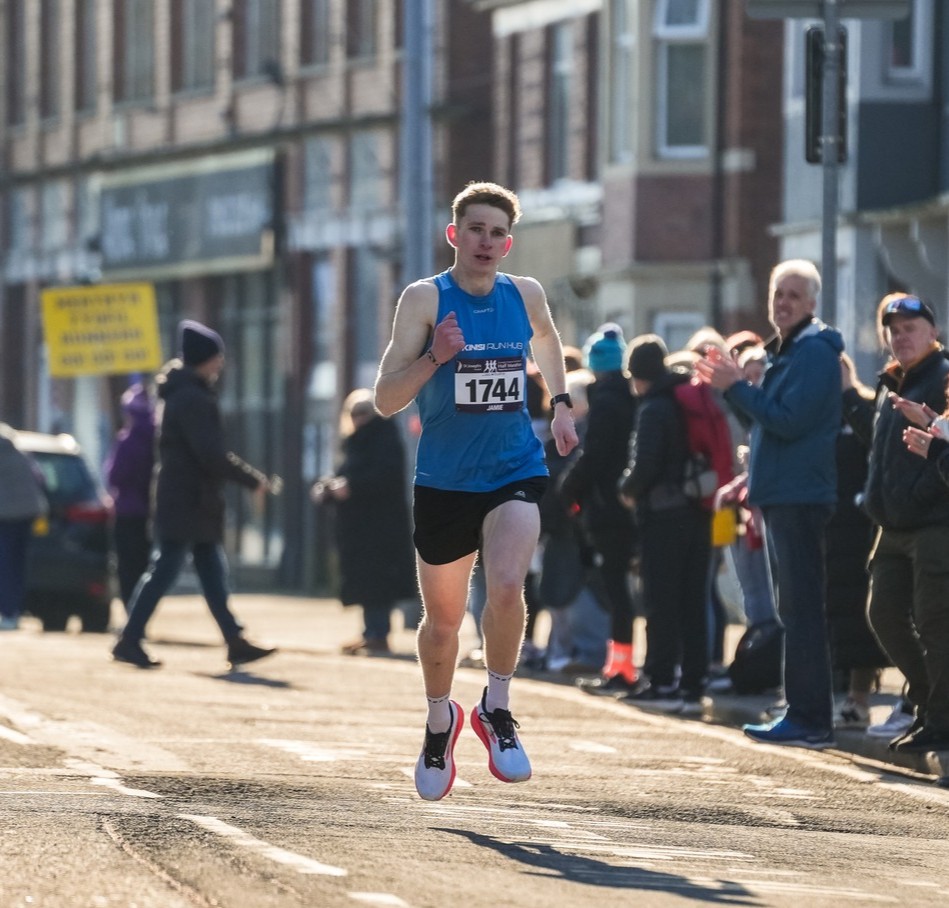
454, 356, 524, 412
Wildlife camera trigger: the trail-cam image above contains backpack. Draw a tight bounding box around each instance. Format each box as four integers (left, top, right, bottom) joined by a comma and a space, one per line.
727, 620, 784, 695
672, 378, 735, 510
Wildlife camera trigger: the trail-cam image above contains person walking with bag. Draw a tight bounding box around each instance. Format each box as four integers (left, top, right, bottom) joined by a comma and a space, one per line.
110, 320, 276, 670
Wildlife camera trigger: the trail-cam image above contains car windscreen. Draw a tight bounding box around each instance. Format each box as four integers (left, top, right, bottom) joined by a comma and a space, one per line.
28, 452, 99, 508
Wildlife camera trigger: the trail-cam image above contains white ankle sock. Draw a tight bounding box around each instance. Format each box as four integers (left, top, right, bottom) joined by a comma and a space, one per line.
426, 694, 452, 733
485, 668, 514, 713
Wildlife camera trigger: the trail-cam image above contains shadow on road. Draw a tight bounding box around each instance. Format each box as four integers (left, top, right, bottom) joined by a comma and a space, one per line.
436, 828, 762, 905
200, 670, 294, 689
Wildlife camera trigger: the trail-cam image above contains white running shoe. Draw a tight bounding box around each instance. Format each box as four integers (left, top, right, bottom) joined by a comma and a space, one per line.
414, 701, 464, 801
866, 699, 915, 739
834, 697, 871, 730
472, 688, 532, 783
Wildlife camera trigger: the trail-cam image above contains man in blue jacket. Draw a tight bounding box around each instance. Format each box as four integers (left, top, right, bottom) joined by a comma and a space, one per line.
697, 259, 843, 748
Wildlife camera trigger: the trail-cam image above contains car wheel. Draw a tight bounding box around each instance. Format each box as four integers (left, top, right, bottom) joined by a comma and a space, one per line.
81, 599, 112, 634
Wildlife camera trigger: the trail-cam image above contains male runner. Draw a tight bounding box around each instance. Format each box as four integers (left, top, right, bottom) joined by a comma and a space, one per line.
375, 182, 578, 800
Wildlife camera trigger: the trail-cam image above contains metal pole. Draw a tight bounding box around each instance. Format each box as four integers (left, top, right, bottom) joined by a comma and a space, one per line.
820, 0, 840, 323
401, 0, 434, 286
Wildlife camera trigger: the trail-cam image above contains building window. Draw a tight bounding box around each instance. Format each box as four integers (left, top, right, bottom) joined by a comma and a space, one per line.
886, 0, 925, 82
41, 182, 68, 255
6, 189, 34, 258
40, 0, 61, 120
5, 2, 26, 126
608, 0, 632, 164
113, 0, 155, 103
546, 22, 573, 184
301, 0, 331, 67
171, 0, 215, 92
654, 0, 709, 158
75, 0, 98, 112
346, 0, 377, 61
233, 0, 281, 80
349, 131, 381, 213
304, 138, 334, 212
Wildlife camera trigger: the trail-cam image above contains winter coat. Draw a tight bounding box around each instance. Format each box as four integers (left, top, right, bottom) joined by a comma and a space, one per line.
105, 408, 155, 519
558, 371, 637, 549
619, 370, 694, 515
825, 421, 889, 671
725, 318, 843, 507
844, 347, 949, 529
332, 415, 417, 607
152, 362, 265, 543
0, 428, 45, 522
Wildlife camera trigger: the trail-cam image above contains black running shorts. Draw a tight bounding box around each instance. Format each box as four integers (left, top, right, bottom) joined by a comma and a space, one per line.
413, 476, 548, 565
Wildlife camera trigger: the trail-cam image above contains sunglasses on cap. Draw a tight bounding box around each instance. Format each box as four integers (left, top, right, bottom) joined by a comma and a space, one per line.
882, 295, 935, 326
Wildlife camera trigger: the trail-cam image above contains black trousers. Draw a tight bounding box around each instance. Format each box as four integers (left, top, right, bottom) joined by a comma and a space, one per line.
638, 505, 712, 694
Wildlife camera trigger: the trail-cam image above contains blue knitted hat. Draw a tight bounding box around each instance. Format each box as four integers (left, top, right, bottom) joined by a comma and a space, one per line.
584, 328, 626, 372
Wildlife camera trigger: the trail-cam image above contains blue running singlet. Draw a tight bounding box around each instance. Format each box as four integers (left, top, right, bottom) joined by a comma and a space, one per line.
414, 270, 547, 492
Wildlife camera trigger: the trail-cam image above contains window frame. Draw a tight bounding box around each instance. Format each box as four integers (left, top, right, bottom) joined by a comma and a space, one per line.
653, 0, 710, 160
885, 0, 925, 83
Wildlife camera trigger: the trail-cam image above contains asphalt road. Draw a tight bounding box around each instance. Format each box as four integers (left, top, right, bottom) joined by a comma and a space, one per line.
1, 595, 948, 908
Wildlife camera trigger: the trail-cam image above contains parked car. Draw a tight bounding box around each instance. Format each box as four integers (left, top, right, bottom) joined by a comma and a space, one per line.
13, 430, 115, 632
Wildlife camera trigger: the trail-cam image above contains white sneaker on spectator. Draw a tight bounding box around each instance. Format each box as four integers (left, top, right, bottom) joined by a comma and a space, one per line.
866, 699, 915, 739
833, 697, 870, 729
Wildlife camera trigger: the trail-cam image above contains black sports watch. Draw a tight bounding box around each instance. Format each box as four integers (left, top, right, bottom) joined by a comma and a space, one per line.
550, 392, 573, 409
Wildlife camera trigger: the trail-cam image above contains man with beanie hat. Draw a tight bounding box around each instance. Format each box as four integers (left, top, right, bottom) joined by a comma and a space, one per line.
111, 319, 276, 670
180, 319, 224, 367
561, 325, 639, 695
619, 334, 712, 715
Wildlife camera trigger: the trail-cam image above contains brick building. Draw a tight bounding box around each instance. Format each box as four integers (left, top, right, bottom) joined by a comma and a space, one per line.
0, 0, 493, 590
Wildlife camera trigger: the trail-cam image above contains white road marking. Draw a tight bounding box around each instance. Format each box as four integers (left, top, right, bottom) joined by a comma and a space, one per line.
180, 813, 348, 877
569, 740, 617, 753
0, 694, 189, 772
91, 776, 162, 799
348, 894, 410, 906
0, 724, 33, 745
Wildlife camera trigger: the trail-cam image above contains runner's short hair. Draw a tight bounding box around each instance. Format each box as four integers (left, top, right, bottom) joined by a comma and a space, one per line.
451, 182, 522, 228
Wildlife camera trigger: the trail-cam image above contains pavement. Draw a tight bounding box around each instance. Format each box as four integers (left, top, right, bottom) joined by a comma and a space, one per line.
38, 591, 949, 786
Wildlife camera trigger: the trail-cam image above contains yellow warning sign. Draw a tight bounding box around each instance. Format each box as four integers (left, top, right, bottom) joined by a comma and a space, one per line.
41, 283, 162, 377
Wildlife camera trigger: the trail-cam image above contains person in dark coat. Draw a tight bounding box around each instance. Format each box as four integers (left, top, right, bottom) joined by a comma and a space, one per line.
620, 335, 712, 715
105, 383, 156, 611
560, 325, 639, 695
111, 320, 275, 670
826, 354, 890, 729
312, 388, 417, 655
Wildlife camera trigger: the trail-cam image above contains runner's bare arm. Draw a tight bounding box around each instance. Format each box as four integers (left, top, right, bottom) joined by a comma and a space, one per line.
514, 276, 579, 457
374, 281, 465, 416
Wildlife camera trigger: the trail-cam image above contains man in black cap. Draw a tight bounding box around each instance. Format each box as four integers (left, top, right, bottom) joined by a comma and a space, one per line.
844, 293, 949, 753
111, 319, 276, 669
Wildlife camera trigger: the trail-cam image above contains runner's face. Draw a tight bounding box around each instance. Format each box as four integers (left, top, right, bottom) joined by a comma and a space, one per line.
448, 204, 513, 270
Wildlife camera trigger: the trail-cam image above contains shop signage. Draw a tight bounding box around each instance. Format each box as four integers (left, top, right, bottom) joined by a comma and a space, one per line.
99, 153, 274, 276
41, 282, 162, 377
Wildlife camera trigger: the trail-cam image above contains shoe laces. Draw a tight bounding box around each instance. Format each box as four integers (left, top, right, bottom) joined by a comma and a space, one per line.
483, 706, 520, 751
422, 727, 451, 770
